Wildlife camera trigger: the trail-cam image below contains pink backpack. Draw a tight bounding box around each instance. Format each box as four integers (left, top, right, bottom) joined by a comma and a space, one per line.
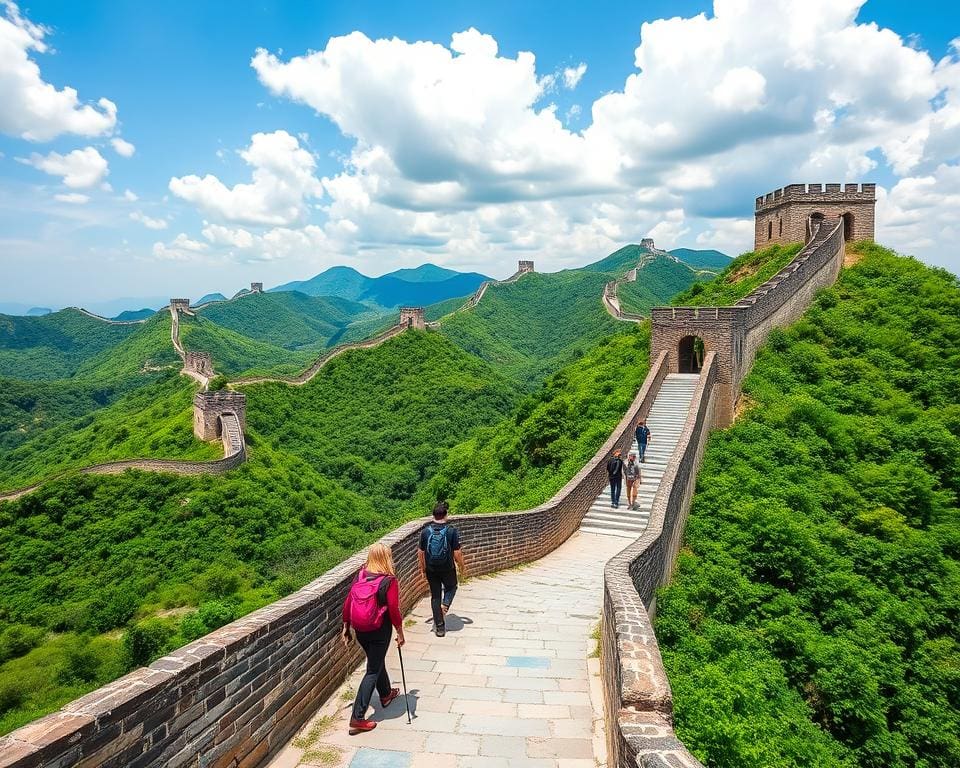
347, 568, 391, 632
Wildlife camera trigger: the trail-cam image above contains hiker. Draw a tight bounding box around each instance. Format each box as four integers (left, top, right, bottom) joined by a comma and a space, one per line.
341, 542, 405, 734
606, 448, 624, 509
635, 418, 652, 463
419, 500, 465, 638
625, 451, 642, 509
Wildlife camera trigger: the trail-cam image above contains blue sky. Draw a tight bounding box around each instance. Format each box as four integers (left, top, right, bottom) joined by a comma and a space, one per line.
1, 0, 958, 311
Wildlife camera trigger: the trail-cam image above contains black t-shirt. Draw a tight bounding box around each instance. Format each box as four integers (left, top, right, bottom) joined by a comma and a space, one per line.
606, 457, 624, 479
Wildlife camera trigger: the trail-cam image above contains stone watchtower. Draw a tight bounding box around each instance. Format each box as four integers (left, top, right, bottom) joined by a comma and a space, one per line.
640, 238, 656, 251
754, 183, 876, 250
399, 307, 426, 330
517, 260, 535, 274
170, 298, 191, 313
184, 351, 214, 378
250, 282, 263, 293
193, 391, 246, 441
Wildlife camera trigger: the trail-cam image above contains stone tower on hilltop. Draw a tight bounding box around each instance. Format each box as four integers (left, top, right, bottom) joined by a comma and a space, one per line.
754, 183, 876, 250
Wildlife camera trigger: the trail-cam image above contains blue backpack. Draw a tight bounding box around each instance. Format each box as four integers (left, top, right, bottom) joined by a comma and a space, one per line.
425, 524, 452, 571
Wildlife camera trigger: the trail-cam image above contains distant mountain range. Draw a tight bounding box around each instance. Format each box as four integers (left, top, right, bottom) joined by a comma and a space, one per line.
669, 248, 731, 270
271, 263, 493, 309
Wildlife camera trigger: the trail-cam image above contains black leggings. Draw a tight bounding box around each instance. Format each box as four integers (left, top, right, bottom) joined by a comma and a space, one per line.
351, 621, 393, 720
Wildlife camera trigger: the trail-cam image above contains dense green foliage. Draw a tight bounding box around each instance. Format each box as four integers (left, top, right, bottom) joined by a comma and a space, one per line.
670, 247, 732, 270
0, 374, 220, 491
657, 243, 960, 767
617, 256, 713, 316
671, 242, 803, 307
0, 331, 518, 730
178, 314, 316, 377
0, 310, 139, 380
428, 324, 650, 511
196, 291, 376, 351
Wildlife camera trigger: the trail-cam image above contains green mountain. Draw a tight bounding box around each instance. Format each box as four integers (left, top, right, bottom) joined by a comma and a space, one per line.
25, 308, 52, 317
0, 309, 141, 381
113, 308, 155, 322
194, 293, 227, 305
272, 264, 491, 308
617, 257, 714, 315
438, 253, 701, 384
656, 242, 960, 768
670, 247, 731, 270
671, 242, 803, 306
0, 330, 519, 732
194, 291, 377, 352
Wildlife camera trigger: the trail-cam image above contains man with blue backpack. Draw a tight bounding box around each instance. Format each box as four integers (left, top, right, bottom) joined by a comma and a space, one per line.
418, 500, 465, 637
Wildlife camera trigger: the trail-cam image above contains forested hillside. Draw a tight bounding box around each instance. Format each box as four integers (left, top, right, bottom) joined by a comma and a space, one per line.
617, 256, 713, 315
671, 242, 803, 306
657, 243, 960, 767
439, 251, 694, 384
0, 310, 140, 380
0, 331, 518, 731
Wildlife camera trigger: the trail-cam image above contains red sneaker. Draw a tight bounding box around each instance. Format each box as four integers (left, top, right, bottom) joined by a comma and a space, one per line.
349, 718, 377, 734
380, 688, 400, 708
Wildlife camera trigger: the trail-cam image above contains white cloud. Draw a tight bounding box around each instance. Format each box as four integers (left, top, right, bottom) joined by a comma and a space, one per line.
54, 192, 89, 204
711, 67, 766, 112
21, 146, 109, 188
0, 2, 117, 141
562, 62, 587, 89
168, 130, 322, 225
123, 189, 138, 202
130, 210, 168, 230
152, 233, 210, 260
111, 137, 135, 157
696, 218, 756, 255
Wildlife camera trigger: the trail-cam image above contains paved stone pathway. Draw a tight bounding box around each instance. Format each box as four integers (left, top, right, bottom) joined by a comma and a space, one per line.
580, 373, 699, 538
269, 531, 625, 768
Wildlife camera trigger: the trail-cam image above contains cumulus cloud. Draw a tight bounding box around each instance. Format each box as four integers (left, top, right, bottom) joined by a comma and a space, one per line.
562, 62, 587, 89
0, 1, 118, 141
111, 137, 135, 157
130, 210, 167, 230
54, 192, 89, 204
122, 189, 138, 202
21, 146, 109, 188
152, 233, 210, 260
168, 130, 322, 225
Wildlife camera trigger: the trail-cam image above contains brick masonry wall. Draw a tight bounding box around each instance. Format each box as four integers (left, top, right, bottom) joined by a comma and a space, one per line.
0, 355, 671, 768
601, 354, 719, 768
754, 182, 876, 248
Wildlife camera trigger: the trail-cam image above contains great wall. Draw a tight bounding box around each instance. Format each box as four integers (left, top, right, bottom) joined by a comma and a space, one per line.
0, 184, 872, 767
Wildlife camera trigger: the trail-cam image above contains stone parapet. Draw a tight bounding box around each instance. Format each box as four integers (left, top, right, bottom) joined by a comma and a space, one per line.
754, 181, 875, 248
0, 350, 671, 768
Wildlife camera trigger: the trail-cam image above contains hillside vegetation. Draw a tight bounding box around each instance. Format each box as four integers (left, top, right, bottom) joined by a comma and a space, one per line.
0, 310, 139, 380
671, 242, 803, 306
617, 256, 714, 316
0, 331, 518, 731
439, 251, 695, 384
657, 243, 960, 767
196, 292, 376, 351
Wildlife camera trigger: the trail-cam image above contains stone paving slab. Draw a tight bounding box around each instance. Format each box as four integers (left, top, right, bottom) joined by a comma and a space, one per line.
268, 532, 624, 768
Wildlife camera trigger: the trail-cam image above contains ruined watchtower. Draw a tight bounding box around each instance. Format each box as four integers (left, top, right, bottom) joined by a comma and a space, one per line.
517, 260, 535, 274
193, 391, 246, 441
399, 307, 426, 330
755, 183, 876, 250
250, 282, 263, 293
640, 238, 656, 251
170, 298, 191, 313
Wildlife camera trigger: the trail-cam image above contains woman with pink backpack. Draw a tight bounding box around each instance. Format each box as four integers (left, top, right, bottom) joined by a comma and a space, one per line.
341, 542, 406, 734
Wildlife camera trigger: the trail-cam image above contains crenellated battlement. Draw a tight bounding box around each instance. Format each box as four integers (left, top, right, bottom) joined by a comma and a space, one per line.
756, 182, 876, 211
250, 282, 263, 293
517, 259, 535, 274
169, 298, 191, 313
755, 182, 875, 249
193, 390, 246, 441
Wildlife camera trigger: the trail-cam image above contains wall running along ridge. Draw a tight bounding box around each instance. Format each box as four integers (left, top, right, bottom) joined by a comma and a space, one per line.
0, 212, 848, 765
0, 352, 669, 768
425, 259, 534, 329
754, 182, 875, 249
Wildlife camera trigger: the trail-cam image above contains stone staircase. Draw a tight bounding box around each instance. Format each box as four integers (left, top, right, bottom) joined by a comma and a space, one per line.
579, 373, 700, 538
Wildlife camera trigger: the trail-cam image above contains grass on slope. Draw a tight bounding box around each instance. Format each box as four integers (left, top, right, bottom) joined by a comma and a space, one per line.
0, 374, 220, 491
178, 314, 316, 377
657, 243, 960, 768
196, 291, 377, 351
0, 309, 139, 380
671, 242, 804, 307
0, 330, 519, 731
617, 256, 714, 316
427, 323, 651, 513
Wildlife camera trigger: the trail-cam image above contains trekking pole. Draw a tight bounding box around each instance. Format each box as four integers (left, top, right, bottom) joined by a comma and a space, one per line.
397, 644, 412, 723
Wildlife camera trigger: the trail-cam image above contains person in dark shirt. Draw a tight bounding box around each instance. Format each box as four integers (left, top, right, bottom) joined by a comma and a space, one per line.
635, 419, 652, 463
606, 449, 624, 508
418, 501, 465, 638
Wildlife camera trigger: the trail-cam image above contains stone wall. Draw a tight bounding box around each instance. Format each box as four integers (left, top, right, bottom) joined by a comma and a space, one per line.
517, 260, 535, 274
650, 218, 844, 425
194, 391, 247, 441
754, 182, 875, 249
601, 355, 718, 768
0, 344, 671, 768
398, 307, 426, 330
